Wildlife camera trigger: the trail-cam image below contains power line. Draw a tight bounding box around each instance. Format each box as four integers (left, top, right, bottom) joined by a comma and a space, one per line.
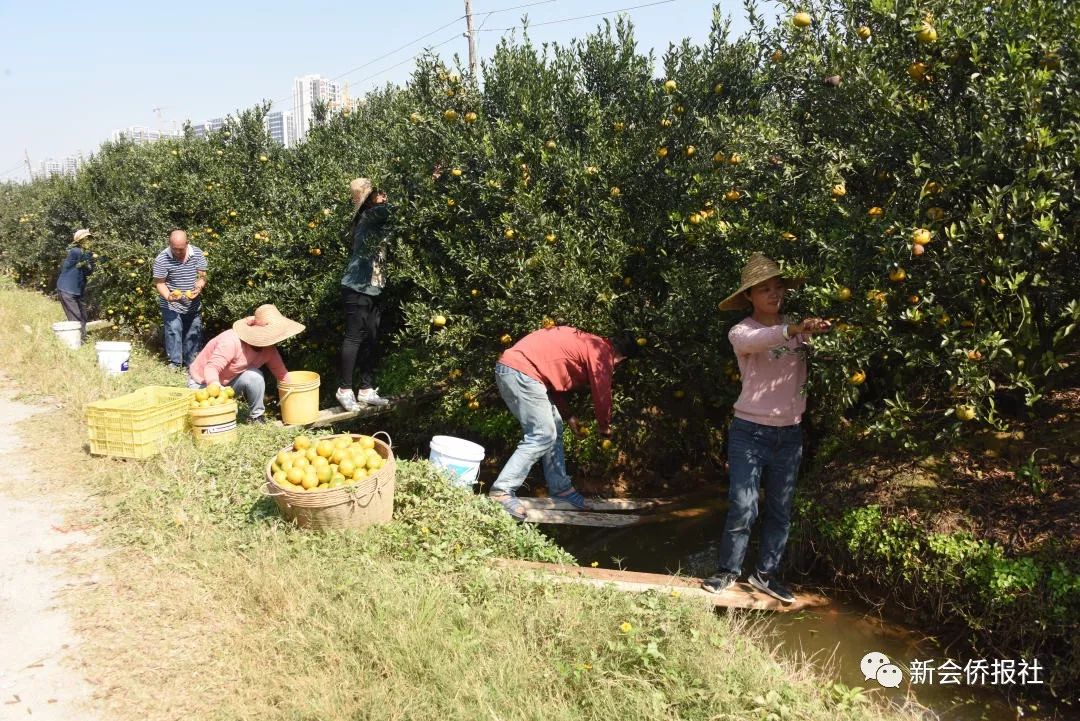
1, 161, 28, 178
475, 0, 559, 15
478, 0, 676, 32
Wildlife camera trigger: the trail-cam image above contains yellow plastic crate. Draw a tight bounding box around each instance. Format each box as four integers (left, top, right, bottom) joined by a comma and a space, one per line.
86, 386, 193, 459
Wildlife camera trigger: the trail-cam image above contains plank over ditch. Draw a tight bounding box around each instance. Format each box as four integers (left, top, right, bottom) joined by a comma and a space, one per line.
494, 559, 831, 612
520, 498, 726, 527
274, 389, 443, 429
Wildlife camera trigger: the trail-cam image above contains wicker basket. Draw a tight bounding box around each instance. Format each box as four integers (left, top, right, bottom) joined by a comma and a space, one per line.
264, 433, 395, 530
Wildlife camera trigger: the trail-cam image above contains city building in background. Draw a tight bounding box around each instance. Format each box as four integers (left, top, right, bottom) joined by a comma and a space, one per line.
35, 153, 84, 179
292, 74, 342, 141
264, 110, 297, 148
111, 126, 182, 145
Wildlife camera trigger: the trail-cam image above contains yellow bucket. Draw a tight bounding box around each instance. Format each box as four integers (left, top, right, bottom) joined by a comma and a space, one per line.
279, 371, 320, 425
190, 401, 238, 445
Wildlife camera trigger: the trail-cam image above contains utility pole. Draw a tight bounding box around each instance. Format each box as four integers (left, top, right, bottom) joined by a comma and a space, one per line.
463, 0, 478, 78
23, 150, 33, 180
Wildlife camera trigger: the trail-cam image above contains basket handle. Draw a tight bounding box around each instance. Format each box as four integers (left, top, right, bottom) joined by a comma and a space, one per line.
373, 431, 393, 449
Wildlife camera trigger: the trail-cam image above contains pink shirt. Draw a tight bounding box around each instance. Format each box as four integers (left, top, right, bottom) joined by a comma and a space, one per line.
189, 329, 289, 386
729, 317, 807, 427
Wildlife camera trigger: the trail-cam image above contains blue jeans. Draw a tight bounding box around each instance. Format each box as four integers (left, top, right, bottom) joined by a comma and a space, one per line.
490, 363, 573, 496
188, 369, 266, 420
717, 417, 804, 577
162, 306, 203, 367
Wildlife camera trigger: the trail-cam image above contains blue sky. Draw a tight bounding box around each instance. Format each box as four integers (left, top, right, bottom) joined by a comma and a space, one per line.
0, 1, 777, 182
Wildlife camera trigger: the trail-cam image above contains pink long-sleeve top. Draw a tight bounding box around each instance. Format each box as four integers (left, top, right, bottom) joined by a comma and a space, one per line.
189, 329, 289, 386
729, 317, 807, 427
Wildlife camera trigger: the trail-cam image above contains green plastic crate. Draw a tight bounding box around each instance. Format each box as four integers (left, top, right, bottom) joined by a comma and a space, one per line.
86, 386, 192, 459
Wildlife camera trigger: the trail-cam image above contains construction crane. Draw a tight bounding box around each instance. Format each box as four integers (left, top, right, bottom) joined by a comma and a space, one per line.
151, 106, 178, 134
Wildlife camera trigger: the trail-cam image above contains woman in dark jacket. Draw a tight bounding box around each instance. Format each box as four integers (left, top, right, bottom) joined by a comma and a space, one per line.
56, 228, 95, 341
336, 178, 391, 411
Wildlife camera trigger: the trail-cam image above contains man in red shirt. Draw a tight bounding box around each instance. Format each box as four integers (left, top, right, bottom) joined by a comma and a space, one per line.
489, 326, 639, 520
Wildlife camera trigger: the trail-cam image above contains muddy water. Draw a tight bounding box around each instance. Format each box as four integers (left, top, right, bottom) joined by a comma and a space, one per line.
549, 509, 1070, 721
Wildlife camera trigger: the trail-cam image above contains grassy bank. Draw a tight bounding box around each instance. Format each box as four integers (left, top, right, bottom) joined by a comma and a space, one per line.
789, 429, 1080, 698
0, 279, 923, 721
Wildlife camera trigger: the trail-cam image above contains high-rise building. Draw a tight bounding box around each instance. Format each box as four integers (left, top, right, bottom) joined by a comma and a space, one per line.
264, 110, 297, 148
36, 159, 64, 179
35, 154, 84, 179
62, 154, 83, 176
112, 126, 182, 145
292, 74, 342, 142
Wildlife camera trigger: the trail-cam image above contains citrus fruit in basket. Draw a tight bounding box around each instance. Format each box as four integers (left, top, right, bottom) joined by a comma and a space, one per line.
272, 434, 389, 493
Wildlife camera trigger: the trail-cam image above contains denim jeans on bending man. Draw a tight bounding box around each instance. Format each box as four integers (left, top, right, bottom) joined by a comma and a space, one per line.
187, 369, 267, 420
490, 363, 573, 496
716, 416, 804, 578
162, 305, 203, 367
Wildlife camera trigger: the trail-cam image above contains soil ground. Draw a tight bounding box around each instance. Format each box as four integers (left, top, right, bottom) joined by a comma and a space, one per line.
0, 377, 101, 721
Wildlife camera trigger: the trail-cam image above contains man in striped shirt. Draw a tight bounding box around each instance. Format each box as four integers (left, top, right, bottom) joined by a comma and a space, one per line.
152, 229, 208, 369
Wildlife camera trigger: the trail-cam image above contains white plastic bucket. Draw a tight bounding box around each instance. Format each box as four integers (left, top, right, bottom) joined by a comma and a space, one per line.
52, 321, 82, 349
95, 341, 131, 376
428, 435, 485, 487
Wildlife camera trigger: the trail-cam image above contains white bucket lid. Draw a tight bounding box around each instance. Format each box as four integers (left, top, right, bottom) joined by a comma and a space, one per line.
430, 435, 485, 460
95, 341, 132, 350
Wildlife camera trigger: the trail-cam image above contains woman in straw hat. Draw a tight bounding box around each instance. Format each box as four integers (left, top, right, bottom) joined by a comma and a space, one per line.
701, 253, 831, 603
336, 178, 392, 412
187, 305, 305, 424
56, 228, 96, 341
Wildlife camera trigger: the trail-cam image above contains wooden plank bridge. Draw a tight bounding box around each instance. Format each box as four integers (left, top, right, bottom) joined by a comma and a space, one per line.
495, 559, 830, 612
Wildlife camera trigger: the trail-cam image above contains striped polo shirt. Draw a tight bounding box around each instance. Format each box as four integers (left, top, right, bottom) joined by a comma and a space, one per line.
152, 245, 208, 313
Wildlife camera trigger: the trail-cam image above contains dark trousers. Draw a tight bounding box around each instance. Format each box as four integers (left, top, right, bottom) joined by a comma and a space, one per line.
339, 288, 381, 390
717, 417, 804, 578
58, 291, 88, 340
161, 306, 203, 367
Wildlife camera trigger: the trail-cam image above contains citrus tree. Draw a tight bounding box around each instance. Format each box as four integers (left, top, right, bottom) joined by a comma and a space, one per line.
1, 0, 1077, 473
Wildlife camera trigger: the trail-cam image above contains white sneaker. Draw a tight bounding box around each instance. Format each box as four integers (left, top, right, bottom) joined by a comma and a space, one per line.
356, 387, 390, 407
335, 387, 360, 412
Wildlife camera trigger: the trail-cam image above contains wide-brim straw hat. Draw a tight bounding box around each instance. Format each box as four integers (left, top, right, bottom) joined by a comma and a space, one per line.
73, 228, 91, 244
718, 252, 805, 311
349, 177, 373, 207
233, 304, 306, 347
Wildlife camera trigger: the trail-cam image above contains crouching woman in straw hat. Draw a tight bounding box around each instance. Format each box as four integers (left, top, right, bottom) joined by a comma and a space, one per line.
187, 305, 305, 424
701, 253, 832, 604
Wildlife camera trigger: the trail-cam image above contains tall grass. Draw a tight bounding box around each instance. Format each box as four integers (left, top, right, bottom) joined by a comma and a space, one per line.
0, 278, 924, 721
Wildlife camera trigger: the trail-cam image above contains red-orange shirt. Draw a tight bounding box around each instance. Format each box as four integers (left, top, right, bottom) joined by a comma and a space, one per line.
498, 327, 616, 431
189, 329, 289, 386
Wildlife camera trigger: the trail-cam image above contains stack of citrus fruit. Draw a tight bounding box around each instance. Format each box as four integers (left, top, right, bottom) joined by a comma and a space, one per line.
269, 434, 387, 492
190, 383, 235, 408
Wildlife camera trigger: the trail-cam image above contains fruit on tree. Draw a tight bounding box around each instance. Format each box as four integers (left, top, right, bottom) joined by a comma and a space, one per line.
793, 11, 812, 27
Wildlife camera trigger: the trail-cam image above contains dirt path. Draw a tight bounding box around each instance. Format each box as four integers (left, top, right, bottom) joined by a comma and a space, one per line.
0, 378, 101, 720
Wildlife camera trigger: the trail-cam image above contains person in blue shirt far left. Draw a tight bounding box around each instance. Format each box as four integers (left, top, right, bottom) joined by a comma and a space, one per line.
56, 228, 96, 341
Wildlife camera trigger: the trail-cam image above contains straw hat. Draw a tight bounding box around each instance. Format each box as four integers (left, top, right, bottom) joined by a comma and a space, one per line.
73, 228, 91, 244
718, 252, 805, 311
349, 177, 373, 207
233, 305, 305, 347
